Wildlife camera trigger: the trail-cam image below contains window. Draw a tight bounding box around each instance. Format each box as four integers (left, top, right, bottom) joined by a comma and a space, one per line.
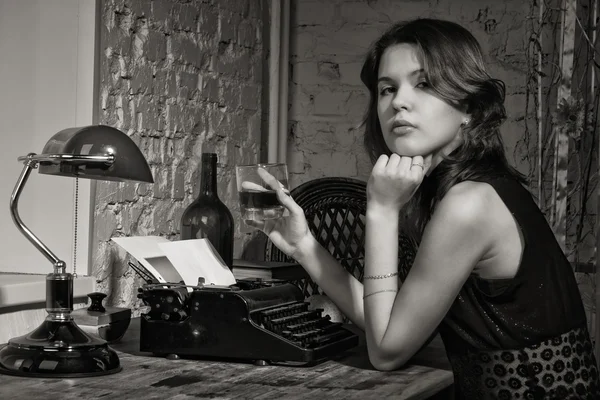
0, 0, 97, 275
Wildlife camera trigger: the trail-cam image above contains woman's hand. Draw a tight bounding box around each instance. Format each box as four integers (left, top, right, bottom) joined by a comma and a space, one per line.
367, 154, 432, 210
244, 168, 314, 260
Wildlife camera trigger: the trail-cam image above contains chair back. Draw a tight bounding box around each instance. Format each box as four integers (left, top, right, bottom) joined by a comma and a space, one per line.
267, 177, 416, 296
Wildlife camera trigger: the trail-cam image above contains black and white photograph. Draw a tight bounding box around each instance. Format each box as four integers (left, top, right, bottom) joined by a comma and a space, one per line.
0, 0, 599, 399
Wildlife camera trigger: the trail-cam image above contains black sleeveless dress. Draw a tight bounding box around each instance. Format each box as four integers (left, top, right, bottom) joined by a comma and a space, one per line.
437, 176, 600, 399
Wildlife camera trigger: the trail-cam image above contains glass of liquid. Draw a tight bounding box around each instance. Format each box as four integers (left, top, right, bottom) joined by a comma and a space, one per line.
235, 163, 289, 222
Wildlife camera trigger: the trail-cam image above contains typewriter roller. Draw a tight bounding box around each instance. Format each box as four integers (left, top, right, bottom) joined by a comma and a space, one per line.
138, 279, 359, 365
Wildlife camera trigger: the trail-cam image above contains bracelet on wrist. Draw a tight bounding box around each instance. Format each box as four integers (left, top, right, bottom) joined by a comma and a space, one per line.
363, 271, 398, 280
363, 289, 398, 299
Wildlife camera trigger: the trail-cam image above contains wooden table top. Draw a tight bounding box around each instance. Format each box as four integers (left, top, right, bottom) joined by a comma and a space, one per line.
0, 319, 453, 400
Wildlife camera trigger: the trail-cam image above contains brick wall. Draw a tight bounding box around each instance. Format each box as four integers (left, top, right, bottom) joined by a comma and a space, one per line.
287, 0, 531, 189
92, 0, 264, 308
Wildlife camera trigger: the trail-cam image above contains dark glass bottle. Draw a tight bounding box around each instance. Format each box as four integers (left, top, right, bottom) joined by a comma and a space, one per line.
180, 153, 234, 269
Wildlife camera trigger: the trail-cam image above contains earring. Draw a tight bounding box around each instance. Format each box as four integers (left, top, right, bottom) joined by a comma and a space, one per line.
462, 118, 471, 127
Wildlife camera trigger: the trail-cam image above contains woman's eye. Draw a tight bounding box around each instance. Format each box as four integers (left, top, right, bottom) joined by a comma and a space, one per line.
416, 81, 429, 89
379, 86, 395, 96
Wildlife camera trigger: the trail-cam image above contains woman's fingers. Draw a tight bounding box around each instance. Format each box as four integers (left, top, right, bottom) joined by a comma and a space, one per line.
257, 167, 282, 191
372, 154, 389, 174
410, 155, 424, 167
244, 219, 265, 230
241, 181, 268, 192
399, 156, 413, 173
374, 154, 427, 178
408, 155, 424, 178
388, 153, 401, 169
275, 187, 302, 214
407, 155, 434, 179
256, 167, 303, 216
245, 218, 278, 236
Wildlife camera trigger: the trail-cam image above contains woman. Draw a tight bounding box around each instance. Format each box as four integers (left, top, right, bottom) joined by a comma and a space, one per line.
248, 19, 599, 399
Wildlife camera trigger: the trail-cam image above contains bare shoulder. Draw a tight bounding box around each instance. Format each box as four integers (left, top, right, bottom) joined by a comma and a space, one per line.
423, 181, 500, 260
434, 180, 497, 225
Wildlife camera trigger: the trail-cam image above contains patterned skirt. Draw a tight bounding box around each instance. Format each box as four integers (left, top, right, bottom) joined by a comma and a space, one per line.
447, 326, 600, 399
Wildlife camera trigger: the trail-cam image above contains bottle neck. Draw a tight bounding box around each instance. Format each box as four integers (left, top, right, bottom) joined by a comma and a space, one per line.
199, 155, 218, 198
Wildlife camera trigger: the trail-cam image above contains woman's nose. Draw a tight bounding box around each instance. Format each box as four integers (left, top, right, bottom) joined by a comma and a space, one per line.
391, 87, 411, 111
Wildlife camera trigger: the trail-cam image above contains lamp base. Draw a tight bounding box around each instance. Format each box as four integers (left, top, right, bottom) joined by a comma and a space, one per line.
0, 317, 121, 378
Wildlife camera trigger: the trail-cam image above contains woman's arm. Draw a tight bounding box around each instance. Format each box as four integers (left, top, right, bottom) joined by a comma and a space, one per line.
292, 236, 366, 329
364, 181, 494, 370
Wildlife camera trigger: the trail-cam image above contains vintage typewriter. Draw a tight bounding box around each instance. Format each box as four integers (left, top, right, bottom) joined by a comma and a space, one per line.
137, 278, 359, 366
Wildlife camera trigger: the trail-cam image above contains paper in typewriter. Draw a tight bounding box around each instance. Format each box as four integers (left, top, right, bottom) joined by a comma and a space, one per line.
111, 236, 236, 287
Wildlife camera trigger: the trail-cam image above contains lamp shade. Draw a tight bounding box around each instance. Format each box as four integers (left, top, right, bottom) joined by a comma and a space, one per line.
37, 125, 153, 183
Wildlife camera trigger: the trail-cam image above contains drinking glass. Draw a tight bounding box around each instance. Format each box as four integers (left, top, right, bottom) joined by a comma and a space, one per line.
235, 163, 289, 222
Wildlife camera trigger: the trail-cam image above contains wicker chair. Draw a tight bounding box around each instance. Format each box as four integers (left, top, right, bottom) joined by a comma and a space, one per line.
266, 177, 416, 297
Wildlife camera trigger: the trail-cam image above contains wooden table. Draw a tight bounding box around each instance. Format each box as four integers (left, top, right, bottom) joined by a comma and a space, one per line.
0, 319, 453, 400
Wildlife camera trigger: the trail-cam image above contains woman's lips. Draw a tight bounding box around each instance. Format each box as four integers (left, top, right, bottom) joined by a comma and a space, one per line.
391, 125, 415, 135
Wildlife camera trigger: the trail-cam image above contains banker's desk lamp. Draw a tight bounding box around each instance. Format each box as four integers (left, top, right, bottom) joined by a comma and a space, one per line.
0, 125, 153, 378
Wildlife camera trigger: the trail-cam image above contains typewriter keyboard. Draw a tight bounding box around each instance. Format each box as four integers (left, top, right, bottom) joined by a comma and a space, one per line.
251, 301, 351, 349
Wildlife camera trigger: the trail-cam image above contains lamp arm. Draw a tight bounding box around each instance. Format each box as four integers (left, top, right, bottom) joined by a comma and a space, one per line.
10, 155, 66, 273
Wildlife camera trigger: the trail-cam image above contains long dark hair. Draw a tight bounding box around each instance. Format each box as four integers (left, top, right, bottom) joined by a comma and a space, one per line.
360, 18, 525, 242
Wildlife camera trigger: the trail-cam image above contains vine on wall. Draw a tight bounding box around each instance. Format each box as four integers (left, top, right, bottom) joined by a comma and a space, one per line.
516, 0, 599, 338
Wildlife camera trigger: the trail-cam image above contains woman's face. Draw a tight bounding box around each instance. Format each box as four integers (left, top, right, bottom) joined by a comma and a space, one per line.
376, 43, 468, 158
